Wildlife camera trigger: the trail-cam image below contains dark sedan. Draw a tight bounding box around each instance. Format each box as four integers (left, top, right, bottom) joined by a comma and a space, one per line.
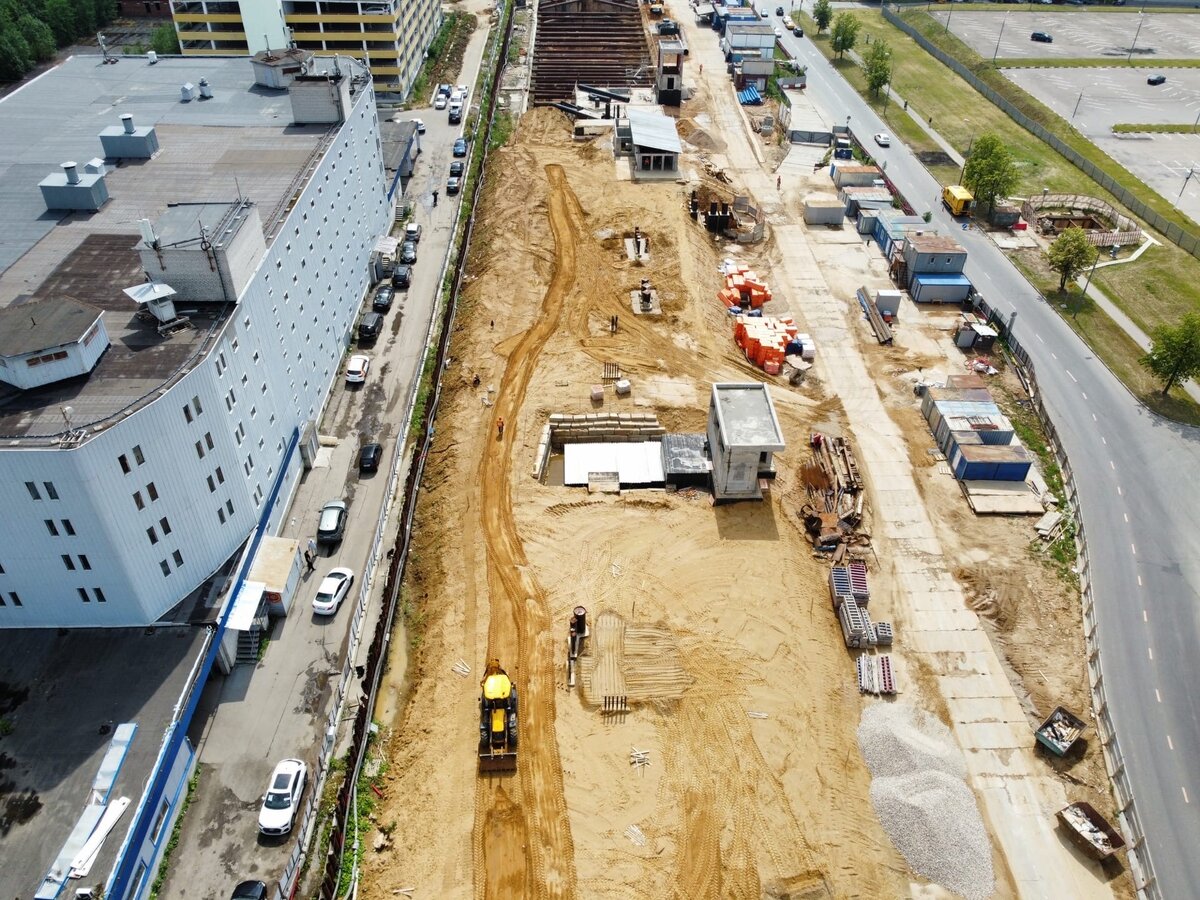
452, 137, 468, 157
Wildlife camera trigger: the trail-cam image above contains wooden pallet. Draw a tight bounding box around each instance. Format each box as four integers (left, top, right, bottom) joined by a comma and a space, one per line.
602, 362, 621, 381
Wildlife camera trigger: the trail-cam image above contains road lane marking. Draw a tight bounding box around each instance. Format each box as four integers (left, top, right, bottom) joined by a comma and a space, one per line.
1132, 543, 1137, 555
1092, 413, 1098, 421
1124, 512, 1128, 522
1155, 687, 1161, 702
1144, 610, 1149, 622
1168, 734, 1175, 749
1102, 436, 1107, 445
1052, 352, 1058, 360
1067, 370, 1078, 382
1036, 333, 1044, 342
1082, 392, 1088, 400
1118, 485, 1123, 496
1111, 460, 1116, 470
1185, 787, 1191, 804
1138, 574, 1143, 586
1148, 645, 1153, 660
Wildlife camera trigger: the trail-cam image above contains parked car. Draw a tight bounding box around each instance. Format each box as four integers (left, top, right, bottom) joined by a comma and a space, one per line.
447, 175, 461, 195
434, 94, 447, 110
792, 25, 803, 36
405, 221, 422, 243
873, 132, 891, 147
345, 354, 370, 384
412, 118, 426, 134
258, 759, 307, 836
438, 83, 452, 97
371, 285, 393, 312
359, 441, 383, 472
450, 160, 465, 177
313, 567, 355, 615
231, 881, 268, 900
400, 240, 417, 264
1148, 74, 1166, 86
453, 137, 468, 157
658, 18, 679, 35
392, 264, 412, 289
316, 500, 348, 544
358, 312, 383, 341
759, 7, 768, 16
1030, 31, 1053, 43
773, 26, 782, 37
775, 5, 784, 13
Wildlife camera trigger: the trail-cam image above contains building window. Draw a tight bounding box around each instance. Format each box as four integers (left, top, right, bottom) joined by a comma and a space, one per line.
134, 491, 144, 510
216, 466, 225, 484
147, 482, 158, 502
44, 482, 58, 500
94, 587, 106, 603
195, 440, 205, 459
151, 798, 171, 844
183, 403, 193, 424
25, 482, 40, 500
205, 432, 214, 450
172, 549, 183, 567
160, 560, 170, 576
193, 396, 202, 415
119, 454, 131, 474
63, 519, 75, 536
218, 507, 226, 524
226, 499, 234, 515
45, 519, 59, 537
147, 526, 158, 545
80, 555, 90, 571
78, 587, 90, 602
134, 445, 145, 465
160, 517, 172, 535
62, 554, 75, 571
8, 592, 20, 606
207, 475, 216, 493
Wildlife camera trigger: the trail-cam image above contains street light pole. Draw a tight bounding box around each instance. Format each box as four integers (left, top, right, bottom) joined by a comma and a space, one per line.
1180, 165, 1195, 198
958, 131, 974, 183
1128, 13, 1144, 62
1071, 89, 1084, 120
1193, 107, 1200, 135
945, 4, 953, 34
992, 12, 1008, 64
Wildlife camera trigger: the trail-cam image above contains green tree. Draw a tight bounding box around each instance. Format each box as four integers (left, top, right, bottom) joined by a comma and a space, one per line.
17, 14, 55, 61
0, 26, 33, 80
151, 24, 180, 54
42, 0, 75, 45
1046, 226, 1099, 293
863, 36, 891, 96
830, 12, 860, 59
812, 0, 833, 34
1141, 313, 1200, 396
94, 0, 118, 27
74, 0, 96, 41
961, 131, 1018, 215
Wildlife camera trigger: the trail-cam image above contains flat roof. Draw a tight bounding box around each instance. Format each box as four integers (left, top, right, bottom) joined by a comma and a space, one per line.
626, 108, 682, 154
0, 297, 101, 357
727, 22, 777, 36
913, 273, 972, 285
906, 233, 966, 254
0, 626, 210, 899
0, 55, 341, 442
712, 382, 785, 449
381, 120, 419, 173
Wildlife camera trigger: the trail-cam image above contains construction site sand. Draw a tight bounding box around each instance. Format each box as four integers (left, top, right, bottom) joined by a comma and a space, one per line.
362, 99, 1130, 899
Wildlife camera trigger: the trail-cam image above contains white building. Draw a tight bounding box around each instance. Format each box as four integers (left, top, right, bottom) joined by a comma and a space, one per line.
706, 383, 786, 502
0, 54, 389, 629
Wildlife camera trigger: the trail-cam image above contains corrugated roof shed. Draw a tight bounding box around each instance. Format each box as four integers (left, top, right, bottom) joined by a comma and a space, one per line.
906, 233, 966, 254
626, 108, 682, 153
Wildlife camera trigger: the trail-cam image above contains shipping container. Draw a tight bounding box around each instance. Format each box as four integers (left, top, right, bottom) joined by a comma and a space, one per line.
950, 443, 1032, 482
941, 427, 984, 458
921, 387, 994, 421
910, 272, 973, 303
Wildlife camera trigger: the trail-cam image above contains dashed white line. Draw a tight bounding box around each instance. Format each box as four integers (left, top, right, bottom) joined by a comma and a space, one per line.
1168, 734, 1175, 750
1036, 333, 1045, 343
1066, 370, 1078, 383
1081, 392, 1088, 401
1111, 460, 1116, 470
1118, 485, 1123, 496
1124, 512, 1129, 522
1092, 413, 1098, 422
1132, 543, 1138, 556
1138, 574, 1143, 586
1052, 352, 1058, 360
1102, 436, 1107, 445
1148, 645, 1154, 660
1144, 609, 1149, 622
1185, 787, 1191, 804
1155, 687, 1161, 702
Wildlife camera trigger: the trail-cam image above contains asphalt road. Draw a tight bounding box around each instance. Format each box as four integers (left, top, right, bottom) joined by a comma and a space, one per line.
782, 27, 1200, 897
156, 96, 484, 899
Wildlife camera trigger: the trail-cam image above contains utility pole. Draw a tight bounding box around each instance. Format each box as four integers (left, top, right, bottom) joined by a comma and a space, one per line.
1128, 13, 1144, 62
1071, 89, 1084, 121
992, 12, 1008, 64
1180, 164, 1195, 199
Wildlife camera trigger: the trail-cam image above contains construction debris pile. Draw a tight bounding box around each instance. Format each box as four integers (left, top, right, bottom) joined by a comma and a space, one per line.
858, 704, 996, 900
1034, 705, 1087, 757
1056, 802, 1127, 860
798, 431, 866, 555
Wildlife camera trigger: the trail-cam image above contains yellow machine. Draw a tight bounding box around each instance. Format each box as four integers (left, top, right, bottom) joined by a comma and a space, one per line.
478, 658, 518, 772
942, 184, 975, 217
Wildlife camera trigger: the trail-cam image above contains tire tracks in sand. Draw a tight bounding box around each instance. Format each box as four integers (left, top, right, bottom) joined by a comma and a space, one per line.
472, 164, 579, 900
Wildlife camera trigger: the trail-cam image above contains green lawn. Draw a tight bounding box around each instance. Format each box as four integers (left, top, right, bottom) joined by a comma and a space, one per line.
800, 6, 1200, 420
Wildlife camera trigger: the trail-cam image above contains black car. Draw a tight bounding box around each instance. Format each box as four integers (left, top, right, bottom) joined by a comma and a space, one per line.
231, 882, 268, 900
437, 83, 452, 97
316, 500, 347, 545
453, 137, 468, 157
447, 175, 461, 195
1030, 31, 1053, 43
371, 285, 394, 312
392, 264, 412, 289
775, 5, 784, 14
1148, 74, 1166, 86
792, 24, 803, 37
401, 241, 417, 265
449, 161, 465, 177
359, 442, 383, 472
358, 312, 383, 341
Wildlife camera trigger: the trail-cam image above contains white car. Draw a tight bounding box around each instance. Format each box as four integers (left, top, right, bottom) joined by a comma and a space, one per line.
873, 132, 891, 147
345, 354, 370, 384
774, 26, 782, 38
412, 118, 426, 134
258, 758, 307, 835
434, 94, 447, 110
313, 567, 355, 615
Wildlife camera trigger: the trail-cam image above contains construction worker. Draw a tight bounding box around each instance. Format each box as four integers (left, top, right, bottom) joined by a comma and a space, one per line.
497, 417, 505, 438
776, 175, 782, 191
433, 189, 439, 206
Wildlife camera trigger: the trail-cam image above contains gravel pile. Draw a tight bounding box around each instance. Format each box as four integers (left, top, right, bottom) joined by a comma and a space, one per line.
858, 703, 995, 900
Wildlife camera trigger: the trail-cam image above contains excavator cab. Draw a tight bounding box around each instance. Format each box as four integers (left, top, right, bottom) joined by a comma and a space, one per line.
478, 658, 518, 773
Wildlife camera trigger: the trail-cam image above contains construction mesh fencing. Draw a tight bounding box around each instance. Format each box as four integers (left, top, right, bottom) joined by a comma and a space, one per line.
882, 3, 1200, 261
973, 295, 1159, 900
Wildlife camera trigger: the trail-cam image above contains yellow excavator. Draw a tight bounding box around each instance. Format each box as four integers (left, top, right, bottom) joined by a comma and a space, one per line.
478, 658, 518, 773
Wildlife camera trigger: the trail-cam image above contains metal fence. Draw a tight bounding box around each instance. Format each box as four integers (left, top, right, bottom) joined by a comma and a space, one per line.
972, 295, 1159, 899
882, 4, 1200, 260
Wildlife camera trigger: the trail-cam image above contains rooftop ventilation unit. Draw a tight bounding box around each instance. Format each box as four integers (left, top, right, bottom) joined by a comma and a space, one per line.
181, 82, 196, 102
123, 281, 190, 335
147, 50, 158, 64
84, 158, 106, 175
99, 113, 159, 159
39, 161, 109, 211
198, 77, 213, 99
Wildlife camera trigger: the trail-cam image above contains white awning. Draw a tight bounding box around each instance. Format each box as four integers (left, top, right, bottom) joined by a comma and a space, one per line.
122, 281, 177, 305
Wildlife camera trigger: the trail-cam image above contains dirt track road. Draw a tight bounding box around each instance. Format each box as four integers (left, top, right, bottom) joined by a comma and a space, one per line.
473, 164, 580, 899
